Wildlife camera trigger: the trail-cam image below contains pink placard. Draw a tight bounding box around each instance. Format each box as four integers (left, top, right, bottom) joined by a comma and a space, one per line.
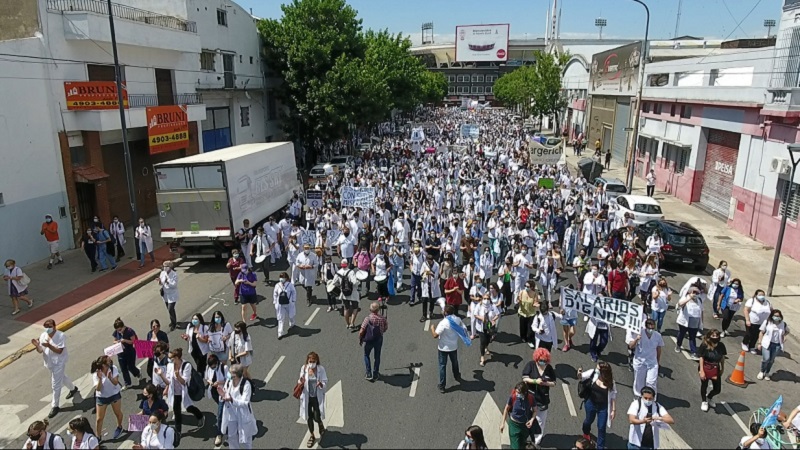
134, 340, 155, 359
128, 414, 149, 432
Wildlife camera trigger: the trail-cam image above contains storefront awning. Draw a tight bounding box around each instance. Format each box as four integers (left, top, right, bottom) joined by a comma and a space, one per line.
638, 132, 692, 148
73, 165, 109, 183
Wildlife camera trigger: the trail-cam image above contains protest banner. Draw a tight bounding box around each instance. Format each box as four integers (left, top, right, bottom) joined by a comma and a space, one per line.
560, 287, 644, 333
340, 186, 376, 208
104, 342, 123, 357
128, 414, 149, 432
134, 340, 155, 359
301, 229, 316, 247
327, 229, 341, 245
528, 144, 564, 165
537, 178, 555, 189
306, 190, 323, 209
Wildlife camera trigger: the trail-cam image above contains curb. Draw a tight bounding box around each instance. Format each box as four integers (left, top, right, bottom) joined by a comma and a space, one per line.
0, 256, 184, 371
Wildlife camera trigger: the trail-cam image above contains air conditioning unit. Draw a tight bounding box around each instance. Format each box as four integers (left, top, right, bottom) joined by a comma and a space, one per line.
771, 157, 791, 174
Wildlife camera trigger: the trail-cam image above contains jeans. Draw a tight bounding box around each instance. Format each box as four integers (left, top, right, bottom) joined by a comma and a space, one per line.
590, 329, 609, 360
651, 310, 666, 332
761, 342, 781, 374
437, 349, 460, 388
97, 244, 116, 270
117, 351, 140, 386
721, 307, 735, 332
165, 301, 177, 328
139, 241, 155, 266
216, 395, 225, 435
582, 398, 608, 449
364, 335, 383, 377
410, 274, 422, 303
676, 325, 698, 354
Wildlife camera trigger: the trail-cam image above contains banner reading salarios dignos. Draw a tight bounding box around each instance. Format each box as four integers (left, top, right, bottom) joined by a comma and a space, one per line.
147, 105, 189, 155
560, 287, 644, 333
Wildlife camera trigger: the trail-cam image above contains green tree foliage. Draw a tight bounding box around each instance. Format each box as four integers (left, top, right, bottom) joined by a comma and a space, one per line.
493, 51, 571, 125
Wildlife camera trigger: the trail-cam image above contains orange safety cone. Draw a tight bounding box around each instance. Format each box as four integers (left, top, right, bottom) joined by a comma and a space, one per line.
726, 350, 748, 388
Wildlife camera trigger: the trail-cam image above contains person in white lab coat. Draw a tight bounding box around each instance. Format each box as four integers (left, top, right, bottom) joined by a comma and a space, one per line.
132, 411, 175, 450
24, 418, 67, 449
110, 216, 126, 262
298, 352, 328, 448
273, 272, 297, 339
626, 318, 664, 399
157, 261, 179, 331
136, 218, 155, 267
627, 386, 675, 450
220, 364, 257, 450
532, 302, 562, 352
32, 319, 79, 419
295, 243, 319, 307
155, 348, 203, 435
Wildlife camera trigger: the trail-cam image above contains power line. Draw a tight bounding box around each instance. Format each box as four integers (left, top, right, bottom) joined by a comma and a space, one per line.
696, 0, 765, 64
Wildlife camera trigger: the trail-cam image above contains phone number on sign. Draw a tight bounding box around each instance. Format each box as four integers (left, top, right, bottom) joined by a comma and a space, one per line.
150, 132, 188, 145
69, 100, 122, 106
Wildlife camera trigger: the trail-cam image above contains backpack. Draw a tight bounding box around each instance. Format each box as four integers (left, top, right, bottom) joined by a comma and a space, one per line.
277, 284, 290, 305
341, 270, 354, 296
362, 317, 382, 342
161, 424, 180, 448
577, 369, 596, 401
48, 433, 65, 449
182, 362, 205, 402
509, 389, 536, 424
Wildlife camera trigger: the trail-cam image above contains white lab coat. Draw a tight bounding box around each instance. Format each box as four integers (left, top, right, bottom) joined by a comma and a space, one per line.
298, 365, 328, 421
165, 361, 195, 409
273, 281, 297, 337
110, 221, 126, 246
136, 224, 154, 253
221, 379, 258, 446
580, 369, 617, 428
160, 269, 179, 304
421, 261, 441, 298
294, 251, 318, 287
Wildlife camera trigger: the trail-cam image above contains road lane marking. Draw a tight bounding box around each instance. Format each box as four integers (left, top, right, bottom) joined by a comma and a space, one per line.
409, 367, 421, 398
562, 383, 577, 417
669, 336, 694, 360
424, 319, 430, 331
137, 358, 148, 369
721, 401, 751, 434
202, 301, 220, 316
471, 393, 510, 448
297, 381, 344, 448
659, 425, 692, 449
304, 307, 320, 326
264, 355, 285, 385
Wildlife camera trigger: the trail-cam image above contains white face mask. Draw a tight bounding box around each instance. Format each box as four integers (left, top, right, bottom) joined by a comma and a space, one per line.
308, 362, 317, 369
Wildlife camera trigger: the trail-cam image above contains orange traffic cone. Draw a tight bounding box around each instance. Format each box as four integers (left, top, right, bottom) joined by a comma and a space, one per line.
726, 350, 748, 388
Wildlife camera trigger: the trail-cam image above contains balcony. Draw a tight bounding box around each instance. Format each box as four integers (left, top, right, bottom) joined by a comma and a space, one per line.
127, 93, 204, 108
47, 0, 196, 33
763, 87, 800, 117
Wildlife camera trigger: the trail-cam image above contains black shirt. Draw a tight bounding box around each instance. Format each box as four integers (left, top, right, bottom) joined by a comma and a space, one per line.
521, 361, 556, 407
590, 381, 609, 408
697, 342, 727, 364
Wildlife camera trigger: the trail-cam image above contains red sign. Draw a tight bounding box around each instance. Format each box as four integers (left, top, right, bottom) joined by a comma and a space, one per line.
64, 81, 128, 110
496, 49, 506, 59
146, 105, 189, 155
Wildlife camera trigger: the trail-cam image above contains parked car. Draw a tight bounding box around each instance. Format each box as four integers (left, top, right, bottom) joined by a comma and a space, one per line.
593, 177, 628, 200
636, 220, 710, 271
329, 155, 354, 170
614, 195, 664, 225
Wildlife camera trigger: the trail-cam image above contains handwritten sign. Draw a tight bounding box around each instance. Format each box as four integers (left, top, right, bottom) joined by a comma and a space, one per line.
134, 340, 155, 359
560, 287, 643, 333
128, 414, 149, 432
104, 342, 123, 357
528, 145, 565, 165
327, 229, 341, 246
340, 186, 376, 209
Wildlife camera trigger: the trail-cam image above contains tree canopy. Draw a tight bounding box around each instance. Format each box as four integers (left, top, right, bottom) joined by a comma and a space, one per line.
493, 50, 571, 123
258, 0, 446, 154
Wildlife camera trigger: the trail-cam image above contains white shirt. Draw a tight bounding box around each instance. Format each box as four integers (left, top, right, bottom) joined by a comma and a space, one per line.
627, 399, 669, 448
139, 424, 175, 449
435, 317, 461, 352
651, 287, 669, 313
745, 298, 772, 325
38, 330, 68, 368
739, 436, 773, 449
632, 330, 664, 363
474, 302, 499, 333
372, 254, 389, 277
336, 233, 357, 258
583, 272, 605, 295
92, 365, 122, 398
70, 434, 100, 450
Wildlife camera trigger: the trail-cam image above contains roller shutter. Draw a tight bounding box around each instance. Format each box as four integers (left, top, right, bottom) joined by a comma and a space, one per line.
699, 129, 740, 218
612, 100, 631, 163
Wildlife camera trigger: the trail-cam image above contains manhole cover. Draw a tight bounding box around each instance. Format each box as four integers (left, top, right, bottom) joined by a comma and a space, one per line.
715, 236, 732, 240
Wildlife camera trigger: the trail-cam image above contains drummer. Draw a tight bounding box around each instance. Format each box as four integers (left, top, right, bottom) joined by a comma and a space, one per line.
335, 259, 361, 331
371, 246, 393, 302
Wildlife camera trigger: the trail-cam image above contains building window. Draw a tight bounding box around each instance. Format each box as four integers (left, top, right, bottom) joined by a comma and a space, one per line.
87, 64, 123, 81
664, 144, 689, 174
457, 86, 469, 94
471, 74, 484, 82
458, 75, 469, 82
448, 86, 456, 94
200, 51, 215, 71
217, 9, 228, 26
250, 56, 254, 64
653, 103, 662, 114
476, 86, 484, 94
223, 54, 234, 88
641, 102, 649, 112
470, 86, 479, 94
486, 86, 493, 94
778, 178, 800, 221
680, 105, 692, 118
240, 106, 250, 127
266, 90, 277, 121
670, 104, 676, 116
70, 146, 87, 167
448, 75, 456, 83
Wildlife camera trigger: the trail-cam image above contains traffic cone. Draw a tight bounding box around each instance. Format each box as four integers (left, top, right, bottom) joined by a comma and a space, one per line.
726, 350, 748, 388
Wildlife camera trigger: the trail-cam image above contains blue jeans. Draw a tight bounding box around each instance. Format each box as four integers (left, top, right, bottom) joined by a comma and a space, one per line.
761, 342, 781, 374
364, 335, 383, 377
651, 310, 666, 332
117, 351, 140, 386
628, 443, 653, 450
437, 349, 460, 388
410, 274, 422, 303
676, 325, 698, 354
590, 328, 609, 360
139, 241, 154, 265
97, 244, 116, 270
216, 396, 224, 435
582, 398, 608, 449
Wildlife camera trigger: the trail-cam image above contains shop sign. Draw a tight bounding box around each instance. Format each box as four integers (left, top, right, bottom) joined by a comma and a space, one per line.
64, 81, 128, 110
146, 105, 189, 155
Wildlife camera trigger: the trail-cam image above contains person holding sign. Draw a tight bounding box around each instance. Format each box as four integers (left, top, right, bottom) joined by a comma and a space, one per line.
295, 244, 319, 307
584, 264, 611, 362
627, 318, 664, 399
33, 318, 79, 419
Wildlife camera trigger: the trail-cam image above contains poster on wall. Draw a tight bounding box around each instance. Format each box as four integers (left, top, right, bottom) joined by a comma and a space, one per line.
146, 105, 189, 155
455, 24, 510, 62
64, 81, 128, 110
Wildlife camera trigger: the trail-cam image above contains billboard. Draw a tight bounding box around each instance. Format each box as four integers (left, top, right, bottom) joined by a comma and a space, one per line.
64, 81, 128, 110
146, 105, 189, 155
455, 24, 510, 62
589, 42, 642, 95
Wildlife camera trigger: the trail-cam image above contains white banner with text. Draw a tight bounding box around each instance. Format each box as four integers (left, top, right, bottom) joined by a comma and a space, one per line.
560, 287, 644, 333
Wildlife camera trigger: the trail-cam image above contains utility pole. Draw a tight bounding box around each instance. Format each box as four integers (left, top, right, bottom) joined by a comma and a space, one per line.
626, 0, 650, 194
674, 0, 683, 38
106, 0, 138, 224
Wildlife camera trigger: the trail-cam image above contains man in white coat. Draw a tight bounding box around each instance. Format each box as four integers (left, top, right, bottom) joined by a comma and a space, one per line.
250, 227, 275, 284
32, 318, 79, 418
626, 317, 663, 399
157, 261, 179, 331
109, 216, 126, 262
295, 243, 319, 307
273, 272, 297, 339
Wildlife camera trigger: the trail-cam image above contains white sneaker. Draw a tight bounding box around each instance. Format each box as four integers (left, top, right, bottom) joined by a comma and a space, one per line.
750, 349, 758, 355
583, 315, 589, 322
742, 343, 749, 352
674, 345, 682, 353
720, 331, 726, 338
764, 375, 771, 381
757, 372, 764, 380
707, 399, 716, 408
701, 401, 709, 412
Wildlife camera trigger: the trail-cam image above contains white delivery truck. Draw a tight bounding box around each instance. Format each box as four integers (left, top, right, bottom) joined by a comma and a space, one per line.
154, 142, 302, 258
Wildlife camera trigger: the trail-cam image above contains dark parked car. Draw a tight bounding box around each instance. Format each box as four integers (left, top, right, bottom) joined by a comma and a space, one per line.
636, 220, 710, 271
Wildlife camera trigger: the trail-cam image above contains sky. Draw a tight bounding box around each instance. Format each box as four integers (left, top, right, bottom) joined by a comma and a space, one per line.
238, 0, 783, 45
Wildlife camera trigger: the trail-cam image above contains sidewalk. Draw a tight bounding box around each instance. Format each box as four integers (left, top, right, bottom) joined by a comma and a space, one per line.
0, 218, 177, 368
564, 152, 800, 339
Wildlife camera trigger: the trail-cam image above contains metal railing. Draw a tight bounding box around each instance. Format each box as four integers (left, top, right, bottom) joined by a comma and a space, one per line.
127, 93, 203, 108
47, 0, 197, 33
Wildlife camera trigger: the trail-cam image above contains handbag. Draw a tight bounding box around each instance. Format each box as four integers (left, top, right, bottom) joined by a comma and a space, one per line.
292, 365, 306, 399
702, 361, 720, 380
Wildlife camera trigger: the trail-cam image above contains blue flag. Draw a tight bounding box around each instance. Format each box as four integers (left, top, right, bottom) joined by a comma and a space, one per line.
446, 316, 472, 347
761, 395, 783, 428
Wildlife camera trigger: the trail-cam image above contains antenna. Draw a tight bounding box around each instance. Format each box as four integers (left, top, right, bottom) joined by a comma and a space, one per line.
764, 19, 776, 38
595, 18, 607, 40
421, 22, 434, 45
550, 0, 559, 46
674, 0, 683, 38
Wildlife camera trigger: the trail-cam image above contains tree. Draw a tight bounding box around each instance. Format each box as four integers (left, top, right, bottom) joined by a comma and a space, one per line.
418, 70, 448, 105
494, 66, 537, 116
530, 50, 571, 131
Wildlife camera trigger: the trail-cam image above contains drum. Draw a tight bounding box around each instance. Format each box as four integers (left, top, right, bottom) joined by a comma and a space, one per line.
326, 280, 341, 297
356, 270, 369, 281
374, 274, 389, 296
374, 275, 387, 285
255, 255, 267, 264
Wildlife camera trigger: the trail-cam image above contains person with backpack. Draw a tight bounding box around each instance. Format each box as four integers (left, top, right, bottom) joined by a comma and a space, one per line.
335, 260, 361, 330
24, 419, 66, 449
499, 381, 539, 450
230, 322, 254, 380
578, 361, 617, 450
220, 364, 257, 450
132, 410, 176, 449
155, 348, 204, 435
626, 386, 675, 450
92, 224, 117, 271
359, 302, 388, 382
522, 348, 557, 447
66, 417, 100, 449
204, 354, 228, 447
273, 272, 297, 339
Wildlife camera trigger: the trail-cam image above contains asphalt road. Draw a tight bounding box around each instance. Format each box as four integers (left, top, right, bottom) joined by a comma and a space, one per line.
1, 257, 797, 449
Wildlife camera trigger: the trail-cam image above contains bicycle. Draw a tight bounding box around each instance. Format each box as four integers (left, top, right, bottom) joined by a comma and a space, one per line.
749, 407, 799, 449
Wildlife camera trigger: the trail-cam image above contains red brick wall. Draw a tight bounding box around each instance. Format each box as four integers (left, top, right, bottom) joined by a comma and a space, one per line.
730, 185, 800, 261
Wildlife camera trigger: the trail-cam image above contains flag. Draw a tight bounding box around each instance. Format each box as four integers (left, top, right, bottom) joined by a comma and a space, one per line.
446, 315, 472, 347
761, 395, 783, 428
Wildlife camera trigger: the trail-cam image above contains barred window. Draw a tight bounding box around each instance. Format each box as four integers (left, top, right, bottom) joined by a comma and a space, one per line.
778, 179, 800, 221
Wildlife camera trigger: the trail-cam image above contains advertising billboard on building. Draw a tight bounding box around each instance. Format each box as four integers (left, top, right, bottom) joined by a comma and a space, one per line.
589, 42, 642, 95
147, 105, 189, 155
64, 81, 129, 110
455, 24, 510, 62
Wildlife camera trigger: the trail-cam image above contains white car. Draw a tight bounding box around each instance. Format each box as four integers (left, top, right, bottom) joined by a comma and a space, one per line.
308, 163, 334, 183
329, 155, 354, 171
614, 195, 665, 225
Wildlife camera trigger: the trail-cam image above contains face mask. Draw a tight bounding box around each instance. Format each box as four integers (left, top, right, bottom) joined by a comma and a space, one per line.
592, 269, 598, 275
191, 319, 199, 326
214, 317, 222, 324
168, 357, 174, 363
304, 250, 310, 255
29, 433, 42, 441
46, 218, 52, 223
308, 362, 317, 369
643, 399, 654, 407
731, 284, 739, 289
645, 329, 654, 337
66, 430, 73, 436
710, 337, 720, 343
464, 436, 474, 445
722, 265, 727, 270
757, 295, 766, 302
226, 371, 233, 381
279, 277, 286, 283
232, 253, 240, 259
773, 316, 782, 323
45, 327, 54, 334
537, 360, 547, 366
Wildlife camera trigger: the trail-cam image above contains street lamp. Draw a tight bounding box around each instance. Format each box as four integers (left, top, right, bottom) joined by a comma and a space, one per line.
595, 18, 607, 40
767, 144, 800, 296
764, 19, 776, 38
625, 0, 650, 194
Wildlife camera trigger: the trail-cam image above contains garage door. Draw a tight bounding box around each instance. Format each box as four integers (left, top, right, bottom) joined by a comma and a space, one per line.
699, 129, 740, 217
612, 100, 631, 163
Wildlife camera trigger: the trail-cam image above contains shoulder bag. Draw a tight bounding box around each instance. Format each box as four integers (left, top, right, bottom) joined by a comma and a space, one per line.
292, 365, 306, 399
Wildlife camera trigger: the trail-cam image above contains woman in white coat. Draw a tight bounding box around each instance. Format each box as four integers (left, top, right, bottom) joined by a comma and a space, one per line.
709, 260, 730, 319
158, 261, 179, 332
298, 352, 327, 448
155, 348, 204, 435
132, 411, 175, 450
536, 252, 560, 306
273, 272, 297, 339
136, 218, 155, 267
220, 364, 257, 450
